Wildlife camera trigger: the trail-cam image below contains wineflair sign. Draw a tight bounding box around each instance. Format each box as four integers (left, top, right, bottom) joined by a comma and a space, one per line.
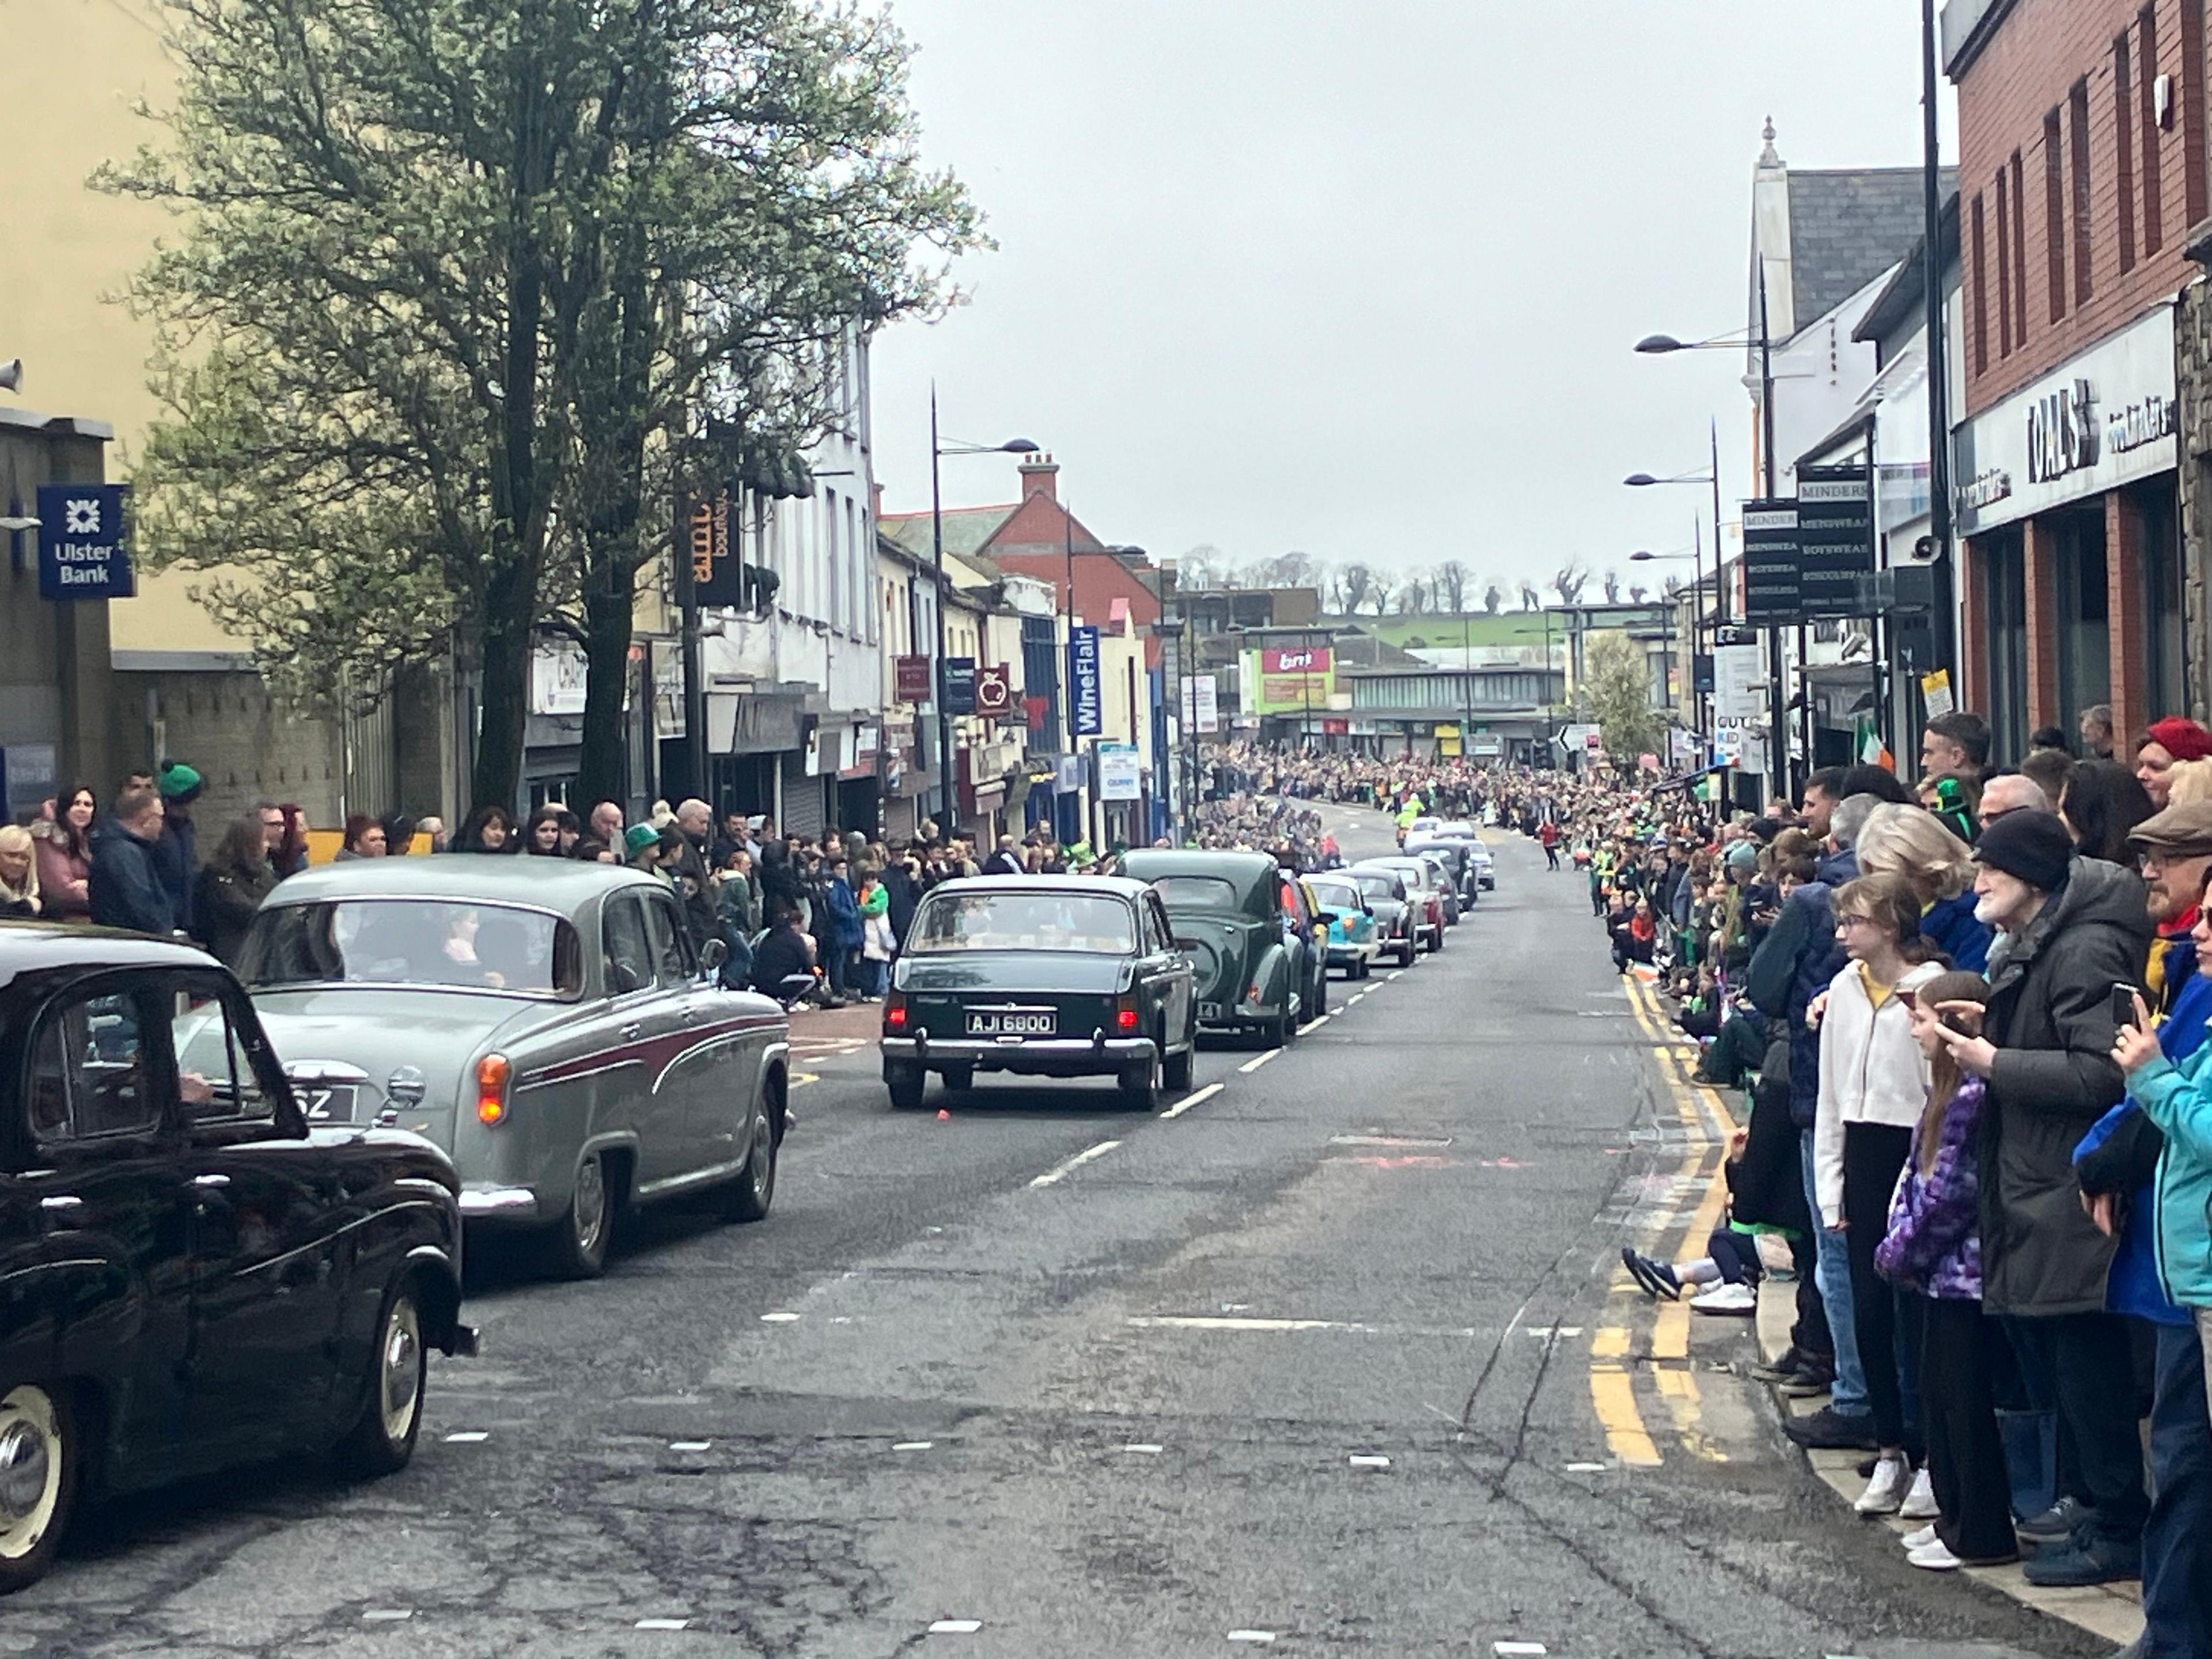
1953, 303, 2177, 537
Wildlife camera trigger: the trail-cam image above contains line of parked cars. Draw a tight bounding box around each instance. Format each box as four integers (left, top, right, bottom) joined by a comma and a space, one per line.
1, 857, 798, 1593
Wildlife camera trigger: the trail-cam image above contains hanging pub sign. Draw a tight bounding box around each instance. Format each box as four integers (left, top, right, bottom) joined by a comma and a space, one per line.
681, 491, 747, 607
1795, 463, 1874, 619
941, 657, 978, 716
895, 654, 931, 703
37, 483, 134, 600
974, 663, 1014, 717
1740, 498, 1801, 625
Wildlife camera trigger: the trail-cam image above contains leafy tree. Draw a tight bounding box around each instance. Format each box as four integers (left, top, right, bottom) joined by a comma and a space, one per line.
113, 0, 975, 810
1583, 630, 1662, 763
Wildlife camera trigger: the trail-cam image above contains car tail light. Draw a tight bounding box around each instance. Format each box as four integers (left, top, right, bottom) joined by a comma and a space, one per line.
476, 1053, 510, 1127
885, 991, 908, 1029
1247, 983, 1262, 1003
1115, 994, 1141, 1031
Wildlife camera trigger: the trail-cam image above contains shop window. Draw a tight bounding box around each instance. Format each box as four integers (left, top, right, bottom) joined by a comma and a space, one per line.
2012, 150, 2029, 344
1972, 193, 1990, 374
1984, 530, 2029, 765
2142, 479, 2189, 721
1996, 169, 2015, 355
2054, 509, 2111, 738
2188, 0, 2211, 226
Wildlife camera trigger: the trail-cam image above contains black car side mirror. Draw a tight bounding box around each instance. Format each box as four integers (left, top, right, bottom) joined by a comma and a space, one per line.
1313, 910, 1338, 928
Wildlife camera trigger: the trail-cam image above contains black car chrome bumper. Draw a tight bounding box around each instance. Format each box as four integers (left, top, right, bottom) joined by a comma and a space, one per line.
883, 1034, 1155, 1075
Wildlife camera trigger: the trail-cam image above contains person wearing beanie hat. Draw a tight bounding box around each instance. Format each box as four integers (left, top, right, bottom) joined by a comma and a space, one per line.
1937, 806, 2155, 1586
150, 759, 203, 938
2137, 717, 2212, 810
1969, 807, 2076, 898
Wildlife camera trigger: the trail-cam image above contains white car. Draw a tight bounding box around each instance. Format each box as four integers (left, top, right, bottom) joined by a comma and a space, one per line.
1431, 820, 1497, 890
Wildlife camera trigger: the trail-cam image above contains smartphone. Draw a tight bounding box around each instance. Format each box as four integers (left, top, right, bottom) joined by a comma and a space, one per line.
2112, 983, 2145, 1028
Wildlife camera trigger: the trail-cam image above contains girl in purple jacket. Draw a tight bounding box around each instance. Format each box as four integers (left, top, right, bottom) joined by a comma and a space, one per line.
1876, 970, 2017, 1570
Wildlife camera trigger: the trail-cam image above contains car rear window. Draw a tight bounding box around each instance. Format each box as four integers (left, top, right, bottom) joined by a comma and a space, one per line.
240, 900, 582, 997
907, 891, 1137, 955
1146, 875, 1242, 911
1309, 882, 1361, 910
1350, 873, 1399, 900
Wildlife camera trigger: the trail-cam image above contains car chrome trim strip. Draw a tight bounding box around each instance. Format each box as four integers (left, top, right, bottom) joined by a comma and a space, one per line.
514, 1058, 643, 1093
233, 1199, 450, 1278
457, 1187, 539, 1216
518, 1012, 783, 1090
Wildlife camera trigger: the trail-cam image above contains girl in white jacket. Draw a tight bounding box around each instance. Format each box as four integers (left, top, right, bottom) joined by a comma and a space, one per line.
1816, 872, 1946, 1518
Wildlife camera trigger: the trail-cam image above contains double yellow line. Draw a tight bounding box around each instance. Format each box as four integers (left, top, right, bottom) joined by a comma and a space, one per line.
1588, 973, 1739, 1467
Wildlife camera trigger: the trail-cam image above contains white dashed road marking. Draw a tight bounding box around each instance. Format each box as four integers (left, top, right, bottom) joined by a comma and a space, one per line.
1298, 1015, 1330, 1035
1161, 1082, 1224, 1120
1238, 1048, 1280, 1074
1029, 1139, 1123, 1187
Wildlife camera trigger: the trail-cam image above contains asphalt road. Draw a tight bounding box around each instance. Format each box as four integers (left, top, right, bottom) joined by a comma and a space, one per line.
12, 806, 2105, 1659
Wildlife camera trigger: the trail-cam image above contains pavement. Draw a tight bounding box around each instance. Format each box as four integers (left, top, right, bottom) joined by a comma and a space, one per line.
9, 806, 2114, 1657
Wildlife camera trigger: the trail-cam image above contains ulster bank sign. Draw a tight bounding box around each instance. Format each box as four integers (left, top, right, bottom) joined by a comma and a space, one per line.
36, 483, 134, 600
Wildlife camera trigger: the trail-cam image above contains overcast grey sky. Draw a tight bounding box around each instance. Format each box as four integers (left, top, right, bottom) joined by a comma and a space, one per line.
869, 1, 1956, 593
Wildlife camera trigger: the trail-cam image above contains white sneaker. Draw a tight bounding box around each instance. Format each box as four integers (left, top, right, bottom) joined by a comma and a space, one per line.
1688, 1282, 1758, 1316
1902, 1523, 1940, 1550
1854, 1454, 1911, 1516
1899, 1465, 1940, 1520
1907, 1538, 1963, 1571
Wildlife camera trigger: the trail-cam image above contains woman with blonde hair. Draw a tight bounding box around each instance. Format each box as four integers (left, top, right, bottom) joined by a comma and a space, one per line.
1855, 802, 1991, 972
0, 824, 42, 918
2164, 756, 2212, 806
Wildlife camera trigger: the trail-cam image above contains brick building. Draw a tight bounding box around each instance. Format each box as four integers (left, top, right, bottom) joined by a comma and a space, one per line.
1944, 0, 2202, 755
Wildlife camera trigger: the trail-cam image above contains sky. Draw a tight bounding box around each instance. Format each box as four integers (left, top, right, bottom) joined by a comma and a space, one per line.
867, 0, 1957, 598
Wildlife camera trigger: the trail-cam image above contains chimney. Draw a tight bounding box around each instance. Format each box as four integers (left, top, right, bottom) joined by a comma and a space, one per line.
870, 480, 884, 517
1019, 452, 1058, 503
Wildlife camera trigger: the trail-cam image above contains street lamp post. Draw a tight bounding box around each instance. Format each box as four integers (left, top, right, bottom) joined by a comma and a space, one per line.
1630, 542, 1706, 745
1635, 281, 1788, 804
929, 387, 1037, 839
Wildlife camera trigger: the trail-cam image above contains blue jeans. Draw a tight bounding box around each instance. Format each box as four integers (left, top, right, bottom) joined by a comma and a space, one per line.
1801, 1127, 1870, 1417
2142, 1318, 2212, 1658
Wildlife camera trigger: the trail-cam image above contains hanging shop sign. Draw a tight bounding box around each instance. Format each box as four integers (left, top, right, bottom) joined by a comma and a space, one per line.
941, 657, 977, 716
974, 662, 1014, 717
1740, 499, 1801, 625
1953, 303, 2177, 536
37, 483, 133, 600
895, 654, 931, 703
1068, 626, 1104, 736
1097, 743, 1143, 801
1795, 463, 1874, 619
1194, 675, 1219, 733
1713, 642, 1764, 721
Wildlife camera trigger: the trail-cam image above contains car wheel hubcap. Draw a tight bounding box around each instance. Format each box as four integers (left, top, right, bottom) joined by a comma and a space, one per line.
379, 1300, 422, 1444
574, 1157, 607, 1253
0, 1388, 61, 1559
752, 1112, 774, 1199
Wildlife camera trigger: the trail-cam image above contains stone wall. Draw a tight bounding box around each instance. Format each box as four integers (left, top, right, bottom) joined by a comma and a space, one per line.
2177, 275, 2212, 721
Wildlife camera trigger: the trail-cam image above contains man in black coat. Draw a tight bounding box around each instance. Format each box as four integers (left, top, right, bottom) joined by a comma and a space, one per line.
88, 786, 176, 935
1933, 808, 2152, 1586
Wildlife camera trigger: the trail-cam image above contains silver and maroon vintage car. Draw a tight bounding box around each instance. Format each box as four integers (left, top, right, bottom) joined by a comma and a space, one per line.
232, 858, 790, 1278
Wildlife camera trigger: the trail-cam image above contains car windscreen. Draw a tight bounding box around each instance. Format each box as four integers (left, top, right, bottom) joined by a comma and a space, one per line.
1146, 875, 1243, 912
907, 891, 1137, 955
1308, 881, 1363, 911
239, 899, 582, 997
1349, 873, 1401, 901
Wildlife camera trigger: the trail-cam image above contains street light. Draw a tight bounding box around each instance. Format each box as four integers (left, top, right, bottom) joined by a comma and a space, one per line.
1637, 274, 1789, 803
930, 385, 1037, 838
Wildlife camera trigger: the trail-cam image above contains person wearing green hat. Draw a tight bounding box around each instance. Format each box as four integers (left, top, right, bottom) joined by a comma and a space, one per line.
152, 759, 204, 938
623, 820, 666, 876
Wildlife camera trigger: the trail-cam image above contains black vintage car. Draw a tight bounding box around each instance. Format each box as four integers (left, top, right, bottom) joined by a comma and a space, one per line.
881, 877, 1196, 1112
0, 924, 473, 1594
1120, 850, 1324, 1046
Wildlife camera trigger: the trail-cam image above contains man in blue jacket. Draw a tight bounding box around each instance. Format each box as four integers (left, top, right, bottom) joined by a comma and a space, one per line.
149, 760, 203, 938
1749, 787, 1877, 1450
88, 786, 176, 935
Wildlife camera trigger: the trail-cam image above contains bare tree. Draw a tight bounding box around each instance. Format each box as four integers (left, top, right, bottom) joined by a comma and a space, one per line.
1393, 579, 1429, 616
1630, 584, 1650, 603
1552, 562, 1590, 605
1258, 550, 1319, 589
1369, 575, 1395, 616
1518, 581, 1542, 611
1601, 569, 1620, 604
1178, 545, 1228, 591
1337, 561, 1373, 617
1434, 559, 1471, 614
1482, 581, 1504, 615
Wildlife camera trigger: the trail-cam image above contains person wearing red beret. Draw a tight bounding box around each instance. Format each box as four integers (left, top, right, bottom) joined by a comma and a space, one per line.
2136, 718, 2212, 810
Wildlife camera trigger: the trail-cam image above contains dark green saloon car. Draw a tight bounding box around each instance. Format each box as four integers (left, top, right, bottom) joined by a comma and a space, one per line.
881, 877, 1196, 1112
1119, 850, 1323, 1048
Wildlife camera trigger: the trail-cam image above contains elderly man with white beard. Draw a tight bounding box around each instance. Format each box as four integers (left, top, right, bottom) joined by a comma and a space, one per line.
1932, 809, 2154, 1588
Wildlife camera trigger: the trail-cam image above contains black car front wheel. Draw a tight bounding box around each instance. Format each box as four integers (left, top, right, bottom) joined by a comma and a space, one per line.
336, 1277, 426, 1479
1162, 1038, 1193, 1093
0, 1383, 75, 1596
717, 1100, 778, 1224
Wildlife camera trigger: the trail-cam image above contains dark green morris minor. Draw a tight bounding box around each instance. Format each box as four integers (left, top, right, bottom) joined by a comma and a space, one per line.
1119, 850, 1325, 1047
881, 877, 1196, 1112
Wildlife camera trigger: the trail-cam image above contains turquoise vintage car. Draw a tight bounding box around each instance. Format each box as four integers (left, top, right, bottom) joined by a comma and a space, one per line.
881, 876, 1196, 1112
1305, 872, 1380, 978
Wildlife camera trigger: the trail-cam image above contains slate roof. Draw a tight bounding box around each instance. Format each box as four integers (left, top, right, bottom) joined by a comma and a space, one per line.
1783, 168, 1956, 337
877, 505, 1017, 562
